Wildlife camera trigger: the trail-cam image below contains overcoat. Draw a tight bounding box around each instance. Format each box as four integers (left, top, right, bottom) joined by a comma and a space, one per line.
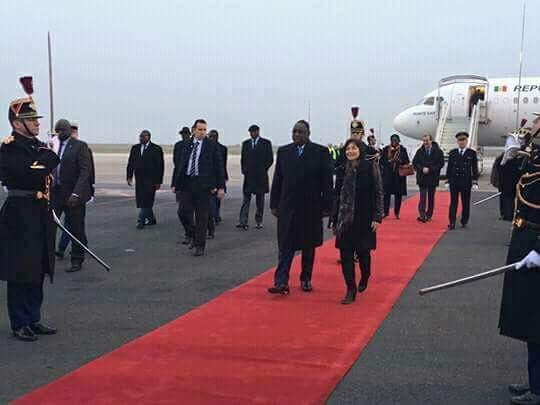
270, 142, 333, 251
241, 137, 273, 194
0, 132, 60, 283
412, 142, 445, 188
127, 142, 164, 208
380, 145, 409, 195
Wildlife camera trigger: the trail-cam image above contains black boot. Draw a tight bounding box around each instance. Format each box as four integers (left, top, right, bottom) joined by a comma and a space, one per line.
358, 276, 370, 293
341, 289, 356, 304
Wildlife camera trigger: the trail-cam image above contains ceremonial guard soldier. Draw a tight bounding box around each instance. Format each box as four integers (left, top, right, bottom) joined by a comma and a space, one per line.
0, 77, 60, 341
336, 107, 378, 169
499, 115, 540, 405
445, 131, 479, 229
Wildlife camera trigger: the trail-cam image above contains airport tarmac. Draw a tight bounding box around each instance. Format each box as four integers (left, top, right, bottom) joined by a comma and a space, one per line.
0, 153, 518, 404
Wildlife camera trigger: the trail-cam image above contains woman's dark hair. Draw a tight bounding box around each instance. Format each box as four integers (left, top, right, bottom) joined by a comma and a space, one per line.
343, 138, 366, 160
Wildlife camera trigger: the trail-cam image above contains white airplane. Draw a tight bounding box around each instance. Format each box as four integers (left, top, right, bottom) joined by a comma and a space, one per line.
393, 75, 540, 152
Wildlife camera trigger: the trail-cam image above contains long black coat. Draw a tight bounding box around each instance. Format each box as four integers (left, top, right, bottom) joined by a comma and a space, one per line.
241, 137, 273, 194
0, 132, 60, 284
52, 138, 93, 207
499, 162, 540, 343
333, 160, 384, 251
127, 142, 164, 208
380, 145, 409, 195
270, 142, 333, 251
412, 142, 445, 188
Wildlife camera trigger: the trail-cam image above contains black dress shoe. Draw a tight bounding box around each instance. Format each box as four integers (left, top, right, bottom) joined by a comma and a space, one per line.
301, 280, 313, 292
29, 323, 57, 335
510, 384, 531, 396
358, 277, 370, 293
461, 222, 467, 228
13, 327, 38, 342
136, 222, 144, 230
193, 247, 205, 257
425, 217, 432, 222
145, 219, 157, 226
448, 223, 455, 230
341, 289, 357, 304
268, 285, 290, 295
417, 216, 426, 223
511, 391, 540, 405
55, 251, 65, 260
66, 262, 82, 273
181, 237, 192, 245
255, 223, 263, 229
207, 233, 215, 240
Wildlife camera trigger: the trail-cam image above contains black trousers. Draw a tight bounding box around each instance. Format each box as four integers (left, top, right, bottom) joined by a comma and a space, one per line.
274, 246, 315, 286
54, 203, 87, 264
418, 186, 436, 219
7, 278, 44, 331
239, 192, 265, 226
207, 195, 219, 236
339, 248, 371, 290
501, 194, 515, 221
178, 179, 210, 249
449, 184, 471, 225
383, 193, 402, 216
529, 342, 540, 395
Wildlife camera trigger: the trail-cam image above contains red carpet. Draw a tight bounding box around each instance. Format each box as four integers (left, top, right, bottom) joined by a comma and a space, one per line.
15, 193, 451, 404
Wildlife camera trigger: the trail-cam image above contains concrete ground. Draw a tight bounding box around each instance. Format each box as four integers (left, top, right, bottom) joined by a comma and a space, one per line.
0, 154, 516, 404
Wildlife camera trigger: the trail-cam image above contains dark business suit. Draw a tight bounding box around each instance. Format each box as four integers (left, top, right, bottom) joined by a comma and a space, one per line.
412, 142, 445, 220
127, 142, 164, 224
270, 142, 333, 286
51, 138, 93, 265
173, 138, 225, 249
208, 142, 228, 235
446, 147, 479, 226
239, 137, 274, 226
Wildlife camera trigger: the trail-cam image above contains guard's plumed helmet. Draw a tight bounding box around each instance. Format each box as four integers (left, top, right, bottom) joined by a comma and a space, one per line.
8, 77, 42, 123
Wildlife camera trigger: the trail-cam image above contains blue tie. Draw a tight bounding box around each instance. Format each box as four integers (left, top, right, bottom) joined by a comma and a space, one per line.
54, 141, 67, 185
297, 146, 303, 157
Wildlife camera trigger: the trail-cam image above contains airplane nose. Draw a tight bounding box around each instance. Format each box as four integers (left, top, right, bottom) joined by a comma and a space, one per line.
393, 111, 409, 135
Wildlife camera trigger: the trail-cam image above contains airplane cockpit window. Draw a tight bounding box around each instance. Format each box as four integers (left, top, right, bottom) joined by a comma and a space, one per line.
416, 98, 426, 105
436, 96, 444, 102
424, 97, 435, 106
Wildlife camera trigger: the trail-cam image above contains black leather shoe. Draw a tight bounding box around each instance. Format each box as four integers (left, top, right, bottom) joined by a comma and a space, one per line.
181, 237, 192, 245
417, 216, 426, 223
510, 384, 531, 396
207, 233, 215, 240
29, 323, 57, 335
136, 222, 144, 230
145, 219, 157, 226
448, 223, 455, 230
341, 289, 356, 304
268, 285, 290, 295
193, 247, 205, 257
461, 222, 467, 228
66, 262, 82, 273
425, 217, 432, 222
13, 327, 38, 342
301, 280, 313, 292
55, 251, 65, 260
511, 391, 540, 404
358, 277, 370, 293
255, 223, 263, 229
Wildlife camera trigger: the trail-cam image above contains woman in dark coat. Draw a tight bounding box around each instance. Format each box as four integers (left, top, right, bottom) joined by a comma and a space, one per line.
380, 134, 409, 219
333, 139, 384, 304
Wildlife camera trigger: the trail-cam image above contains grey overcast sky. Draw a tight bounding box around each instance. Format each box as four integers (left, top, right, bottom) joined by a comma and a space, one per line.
1, 0, 538, 147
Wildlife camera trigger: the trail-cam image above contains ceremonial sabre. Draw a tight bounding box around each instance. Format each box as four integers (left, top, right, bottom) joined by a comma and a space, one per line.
51, 210, 111, 272
419, 263, 516, 296
473, 192, 501, 206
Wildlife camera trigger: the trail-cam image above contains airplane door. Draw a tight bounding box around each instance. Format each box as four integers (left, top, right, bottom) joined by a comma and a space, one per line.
447, 83, 469, 119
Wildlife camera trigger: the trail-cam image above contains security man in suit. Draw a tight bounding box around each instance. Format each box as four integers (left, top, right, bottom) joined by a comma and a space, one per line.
207, 129, 228, 237
172, 119, 225, 256
445, 131, 479, 229
499, 113, 540, 405
238, 124, 274, 230
0, 79, 60, 341
127, 130, 165, 229
51, 119, 93, 272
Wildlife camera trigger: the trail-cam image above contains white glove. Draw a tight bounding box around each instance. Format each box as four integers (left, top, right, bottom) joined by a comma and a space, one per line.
472, 184, 479, 191
516, 250, 540, 270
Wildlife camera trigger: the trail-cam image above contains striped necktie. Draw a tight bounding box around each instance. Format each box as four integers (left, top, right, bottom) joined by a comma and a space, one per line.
188, 142, 199, 176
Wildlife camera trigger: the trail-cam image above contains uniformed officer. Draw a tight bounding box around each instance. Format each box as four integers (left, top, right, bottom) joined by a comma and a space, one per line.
445, 131, 479, 229
0, 77, 60, 341
499, 112, 540, 405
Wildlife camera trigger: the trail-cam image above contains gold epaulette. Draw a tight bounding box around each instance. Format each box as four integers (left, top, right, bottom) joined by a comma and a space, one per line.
516, 171, 540, 210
